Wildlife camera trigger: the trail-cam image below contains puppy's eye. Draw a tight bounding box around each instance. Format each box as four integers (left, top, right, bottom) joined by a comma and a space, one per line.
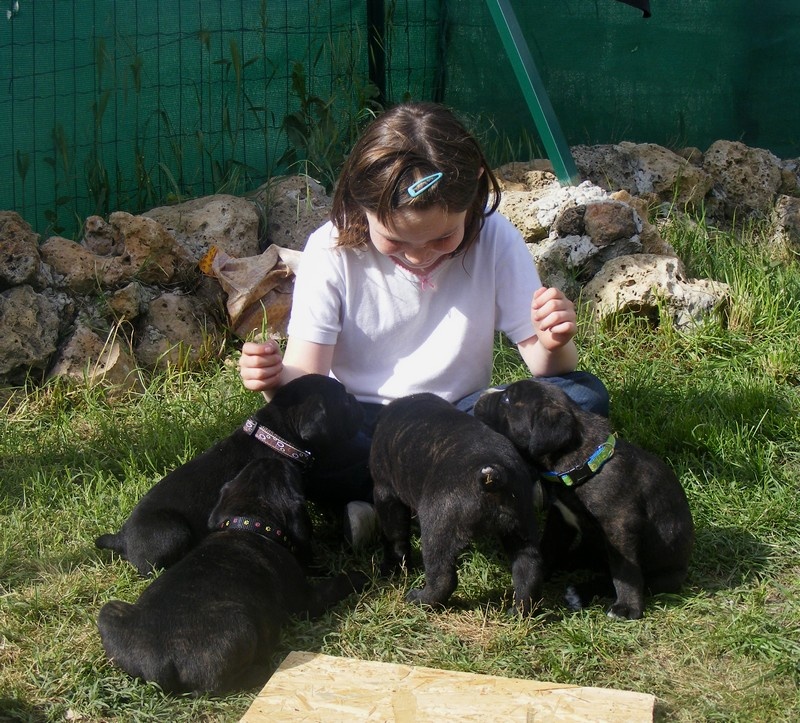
500, 391, 511, 405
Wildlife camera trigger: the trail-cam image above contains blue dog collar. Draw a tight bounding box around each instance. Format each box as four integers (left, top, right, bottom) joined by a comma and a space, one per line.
541, 434, 617, 487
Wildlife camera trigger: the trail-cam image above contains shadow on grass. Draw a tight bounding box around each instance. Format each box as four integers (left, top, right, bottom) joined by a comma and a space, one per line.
687, 524, 773, 592
0, 697, 48, 723
610, 377, 795, 460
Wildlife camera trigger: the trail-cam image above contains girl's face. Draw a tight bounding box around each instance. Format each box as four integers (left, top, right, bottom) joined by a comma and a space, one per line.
365, 206, 467, 272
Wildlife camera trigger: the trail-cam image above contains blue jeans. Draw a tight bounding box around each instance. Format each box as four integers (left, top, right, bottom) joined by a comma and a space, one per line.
303, 371, 609, 507
454, 370, 610, 417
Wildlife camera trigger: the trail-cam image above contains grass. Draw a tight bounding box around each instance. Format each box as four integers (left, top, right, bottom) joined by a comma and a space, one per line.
1, 212, 799, 721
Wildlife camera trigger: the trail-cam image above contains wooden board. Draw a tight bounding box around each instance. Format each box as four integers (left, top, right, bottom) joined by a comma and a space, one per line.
241, 651, 655, 722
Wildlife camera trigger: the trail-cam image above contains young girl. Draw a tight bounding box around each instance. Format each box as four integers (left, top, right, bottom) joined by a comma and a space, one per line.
239, 102, 608, 536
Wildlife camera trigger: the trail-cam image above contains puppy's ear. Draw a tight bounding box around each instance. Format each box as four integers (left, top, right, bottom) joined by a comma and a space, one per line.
207, 480, 232, 530
291, 393, 333, 442
522, 400, 580, 460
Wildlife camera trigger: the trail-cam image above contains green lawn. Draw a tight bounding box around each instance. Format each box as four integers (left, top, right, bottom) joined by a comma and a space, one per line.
1, 213, 798, 721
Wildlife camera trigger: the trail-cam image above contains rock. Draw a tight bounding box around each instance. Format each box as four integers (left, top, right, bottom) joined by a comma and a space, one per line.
676, 147, 704, 166
106, 282, 151, 322
0, 285, 72, 383
493, 160, 558, 194
527, 235, 598, 299
583, 201, 638, 246
582, 254, 729, 330
0, 212, 42, 289
2, 136, 794, 393
106, 212, 195, 285
143, 194, 261, 262
82, 215, 121, 256
42, 213, 196, 292
618, 141, 713, 207
572, 142, 713, 208
552, 205, 586, 237
39, 236, 113, 293
47, 322, 143, 393
609, 190, 675, 255
252, 175, 332, 252
779, 158, 800, 196
500, 181, 611, 245
133, 292, 223, 371
703, 140, 783, 220
770, 195, 800, 252
571, 144, 638, 195
511, 187, 657, 291
499, 191, 550, 242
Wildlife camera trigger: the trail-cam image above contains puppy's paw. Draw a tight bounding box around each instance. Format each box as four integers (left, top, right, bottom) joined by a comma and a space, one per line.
506, 595, 540, 617
504, 603, 530, 618
405, 587, 425, 605
607, 602, 643, 620
405, 588, 444, 609
564, 585, 584, 612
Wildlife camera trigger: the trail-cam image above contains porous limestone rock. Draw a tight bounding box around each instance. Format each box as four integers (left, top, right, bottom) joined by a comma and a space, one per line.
143, 194, 261, 262
133, 291, 223, 371
583, 254, 729, 330
46, 322, 142, 393
703, 140, 783, 220
770, 195, 800, 253
253, 174, 332, 252
0, 212, 42, 288
0, 285, 72, 382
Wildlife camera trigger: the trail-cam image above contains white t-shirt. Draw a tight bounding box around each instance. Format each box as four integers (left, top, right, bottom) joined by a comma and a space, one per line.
287, 211, 542, 404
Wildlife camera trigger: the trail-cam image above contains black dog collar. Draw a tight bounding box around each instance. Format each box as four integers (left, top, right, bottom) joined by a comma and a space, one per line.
541, 434, 617, 487
243, 418, 313, 467
218, 515, 292, 548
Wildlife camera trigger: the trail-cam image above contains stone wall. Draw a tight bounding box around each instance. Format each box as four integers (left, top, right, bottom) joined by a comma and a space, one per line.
1, 140, 798, 396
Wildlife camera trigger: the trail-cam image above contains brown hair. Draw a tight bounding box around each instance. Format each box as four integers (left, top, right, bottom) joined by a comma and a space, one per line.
330, 102, 501, 253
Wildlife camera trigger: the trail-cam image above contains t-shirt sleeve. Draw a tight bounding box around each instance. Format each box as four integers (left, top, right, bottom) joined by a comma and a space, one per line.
489, 213, 542, 343
287, 224, 344, 345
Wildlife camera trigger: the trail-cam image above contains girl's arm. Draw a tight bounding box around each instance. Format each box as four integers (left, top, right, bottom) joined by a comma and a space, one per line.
239, 337, 335, 401
516, 287, 579, 377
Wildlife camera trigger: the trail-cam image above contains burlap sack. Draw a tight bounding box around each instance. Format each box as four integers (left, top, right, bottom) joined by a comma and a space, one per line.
203, 244, 303, 339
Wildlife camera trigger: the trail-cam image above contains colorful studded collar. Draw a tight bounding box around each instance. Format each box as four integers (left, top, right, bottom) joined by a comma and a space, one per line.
218, 515, 292, 548
243, 418, 313, 467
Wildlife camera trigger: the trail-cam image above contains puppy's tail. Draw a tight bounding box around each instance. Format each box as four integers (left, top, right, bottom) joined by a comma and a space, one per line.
95, 532, 125, 555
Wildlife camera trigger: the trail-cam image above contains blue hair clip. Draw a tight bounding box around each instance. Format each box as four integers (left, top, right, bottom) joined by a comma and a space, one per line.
407, 172, 444, 198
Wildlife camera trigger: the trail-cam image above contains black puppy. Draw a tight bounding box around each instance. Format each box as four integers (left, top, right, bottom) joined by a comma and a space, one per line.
97, 456, 368, 696
474, 379, 694, 620
95, 374, 363, 575
369, 392, 543, 614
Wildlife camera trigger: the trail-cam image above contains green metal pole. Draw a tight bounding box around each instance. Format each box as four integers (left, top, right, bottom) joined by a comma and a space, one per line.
484, 0, 579, 185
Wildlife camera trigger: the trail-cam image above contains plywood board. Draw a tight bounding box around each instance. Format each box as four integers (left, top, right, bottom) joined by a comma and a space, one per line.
241, 651, 655, 722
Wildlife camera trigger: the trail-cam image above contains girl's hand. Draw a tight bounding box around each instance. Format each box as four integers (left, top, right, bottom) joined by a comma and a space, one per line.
531, 287, 577, 351
238, 341, 284, 392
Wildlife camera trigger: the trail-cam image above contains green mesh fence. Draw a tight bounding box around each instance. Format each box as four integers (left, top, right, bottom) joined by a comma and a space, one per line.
447, 1, 800, 161
1, 1, 798, 239
0, 0, 437, 237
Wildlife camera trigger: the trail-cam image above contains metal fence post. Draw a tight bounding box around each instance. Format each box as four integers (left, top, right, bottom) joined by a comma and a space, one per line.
485, 0, 579, 185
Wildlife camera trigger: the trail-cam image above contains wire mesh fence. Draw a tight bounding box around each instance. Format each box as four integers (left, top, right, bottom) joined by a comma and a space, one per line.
2, 1, 798, 238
